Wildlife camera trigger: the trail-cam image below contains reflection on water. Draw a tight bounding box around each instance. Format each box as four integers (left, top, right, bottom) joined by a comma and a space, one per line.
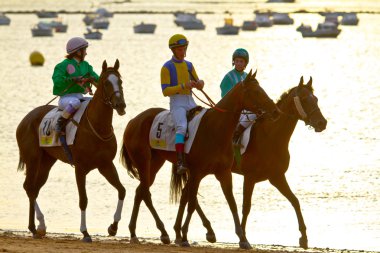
0, 1, 379, 251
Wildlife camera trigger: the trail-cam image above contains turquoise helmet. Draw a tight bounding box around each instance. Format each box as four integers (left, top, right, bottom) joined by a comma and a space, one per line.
232, 48, 249, 65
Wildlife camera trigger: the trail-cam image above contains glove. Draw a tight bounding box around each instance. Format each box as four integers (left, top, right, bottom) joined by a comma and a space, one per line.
71, 76, 83, 84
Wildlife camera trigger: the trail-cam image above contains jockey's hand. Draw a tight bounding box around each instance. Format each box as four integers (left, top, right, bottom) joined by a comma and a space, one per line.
185, 80, 197, 89
194, 80, 204, 90
71, 76, 83, 84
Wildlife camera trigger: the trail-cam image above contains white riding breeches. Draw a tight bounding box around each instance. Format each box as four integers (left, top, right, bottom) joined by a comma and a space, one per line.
170, 94, 197, 136
58, 93, 91, 116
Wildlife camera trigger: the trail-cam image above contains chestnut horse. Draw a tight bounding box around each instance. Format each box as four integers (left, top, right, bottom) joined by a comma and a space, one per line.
173, 77, 327, 249
16, 60, 126, 242
120, 70, 280, 249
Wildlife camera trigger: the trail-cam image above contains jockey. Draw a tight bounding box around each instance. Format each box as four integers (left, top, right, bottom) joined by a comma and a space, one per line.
160, 34, 205, 175
52, 37, 99, 136
220, 48, 257, 144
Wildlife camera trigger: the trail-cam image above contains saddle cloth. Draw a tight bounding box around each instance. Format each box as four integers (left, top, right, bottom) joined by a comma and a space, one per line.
39, 100, 89, 147
240, 124, 253, 155
149, 108, 207, 153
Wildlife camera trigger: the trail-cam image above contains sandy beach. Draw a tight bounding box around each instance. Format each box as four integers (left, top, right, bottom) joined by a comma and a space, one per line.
1, 230, 378, 253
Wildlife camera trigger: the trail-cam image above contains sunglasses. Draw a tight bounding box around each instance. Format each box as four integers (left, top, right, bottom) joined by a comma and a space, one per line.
170, 39, 188, 47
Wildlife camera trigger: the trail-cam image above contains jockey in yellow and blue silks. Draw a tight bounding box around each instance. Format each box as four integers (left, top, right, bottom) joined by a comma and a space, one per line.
52, 37, 99, 136
220, 48, 257, 144
161, 34, 204, 175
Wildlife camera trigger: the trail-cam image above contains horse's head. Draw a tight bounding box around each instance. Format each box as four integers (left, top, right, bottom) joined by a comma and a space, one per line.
97, 59, 126, 115
241, 70, 280, 121
289, 76, 327, 132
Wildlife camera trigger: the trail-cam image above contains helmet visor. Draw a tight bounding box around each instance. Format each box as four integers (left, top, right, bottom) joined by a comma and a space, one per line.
170, 38, 188, 48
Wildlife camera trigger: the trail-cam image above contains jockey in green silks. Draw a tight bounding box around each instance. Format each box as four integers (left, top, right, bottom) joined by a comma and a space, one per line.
220, 48, 257, 144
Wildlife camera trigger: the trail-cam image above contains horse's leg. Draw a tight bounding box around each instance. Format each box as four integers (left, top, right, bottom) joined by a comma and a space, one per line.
180, 175, 201, 247
173, 184, 216, 244
140, 156, 170, 244
75, 168, 92, 242
241, 175, 256, 236
32, 154, 57, 237
269, 175, 308, 249
215, 170, 252, 249
98, 163, 126, 236
129, 184, 144, 244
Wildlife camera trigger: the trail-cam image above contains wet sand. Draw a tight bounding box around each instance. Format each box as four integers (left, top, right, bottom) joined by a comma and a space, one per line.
1, 230, 378, 253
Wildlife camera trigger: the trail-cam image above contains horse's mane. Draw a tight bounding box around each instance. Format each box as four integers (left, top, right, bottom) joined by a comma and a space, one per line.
276, 84, 314, 105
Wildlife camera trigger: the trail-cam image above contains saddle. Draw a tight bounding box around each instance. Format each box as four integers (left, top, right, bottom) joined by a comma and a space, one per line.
185, 106, 204, 139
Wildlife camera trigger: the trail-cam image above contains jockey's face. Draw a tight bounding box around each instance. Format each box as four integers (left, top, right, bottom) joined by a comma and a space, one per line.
234, 57, 247, 72
75, 48, 87, 62
172, 46, 187, 61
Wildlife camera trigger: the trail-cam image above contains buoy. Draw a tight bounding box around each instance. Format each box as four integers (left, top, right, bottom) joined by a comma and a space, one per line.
29, 51, 45, 66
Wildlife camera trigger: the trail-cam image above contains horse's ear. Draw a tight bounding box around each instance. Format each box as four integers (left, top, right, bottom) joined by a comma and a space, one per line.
114, 59, 119, 71
298, 76, 304, 86
252, 69, 257, 79
307, 76, 313, 87
102, 60, 107, 72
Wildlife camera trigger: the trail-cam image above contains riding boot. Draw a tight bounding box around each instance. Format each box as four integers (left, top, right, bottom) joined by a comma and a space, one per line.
232, 124, 246, 145
176, 152, 188, 175
55, 116, 69, 136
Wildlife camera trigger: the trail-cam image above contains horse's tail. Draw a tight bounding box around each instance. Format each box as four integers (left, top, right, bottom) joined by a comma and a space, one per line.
17, 155, 26, 172
120, 144, 140, 180
170, 163, 188, 204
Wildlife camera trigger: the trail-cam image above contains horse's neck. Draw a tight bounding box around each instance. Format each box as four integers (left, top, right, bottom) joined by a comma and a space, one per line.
87, 87, 113, 133
267, 96, 299, 145
210, 85, 243, 138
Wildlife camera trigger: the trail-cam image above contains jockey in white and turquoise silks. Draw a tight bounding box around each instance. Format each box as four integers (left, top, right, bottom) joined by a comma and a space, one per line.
220, 48, 257, 144
160, 34, 205, 175
52, 37, 99, 136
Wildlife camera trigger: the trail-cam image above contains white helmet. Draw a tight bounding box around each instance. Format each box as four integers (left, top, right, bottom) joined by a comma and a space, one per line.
66, 37, 88, 54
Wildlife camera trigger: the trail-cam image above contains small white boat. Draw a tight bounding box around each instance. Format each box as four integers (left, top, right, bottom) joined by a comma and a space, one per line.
216, 18, 239, 35
241, 21, 257, 31
0, 13, 11, 25
31, 23, 53, 37
341, 13, 359, 25
84, 28, 102, 40
272, 13, 294, 25
182, 20, 205, 30
133, 22, 156, 34
92, 17, 109, 29
36, 11, 58, 18
39, 20, 68, 33
255, 14, 273, 27
96, 8, 113, 18
300, 22, 341, 38
174, 12, 197, 26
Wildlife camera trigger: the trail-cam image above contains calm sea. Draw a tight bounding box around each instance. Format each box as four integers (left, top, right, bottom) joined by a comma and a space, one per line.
0, 0, 379, 251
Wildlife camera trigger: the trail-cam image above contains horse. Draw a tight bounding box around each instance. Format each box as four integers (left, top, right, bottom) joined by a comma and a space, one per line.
120, 70, 280, 249
16, 59, 126, 242
173, 76, 327, 249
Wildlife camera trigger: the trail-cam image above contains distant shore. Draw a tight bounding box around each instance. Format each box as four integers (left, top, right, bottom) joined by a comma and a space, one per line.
1, 230, 379, 253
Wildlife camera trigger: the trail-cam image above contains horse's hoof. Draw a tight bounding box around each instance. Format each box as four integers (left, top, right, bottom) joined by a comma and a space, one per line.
36, 228, 46, 237
130, 236, 140, 244
108, 224, 117, 236
181, 241, 191, 247
160, 235, 171, 244
33, 233, 43, 239
239, 241, 252, 250
82, 236, 92, 243
299, 237, 308, 249
174, 238, 182, 245
206, 232, 216, 243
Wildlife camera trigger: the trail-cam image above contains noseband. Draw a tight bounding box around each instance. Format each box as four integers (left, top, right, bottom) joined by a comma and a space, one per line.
292, 88, 320, 124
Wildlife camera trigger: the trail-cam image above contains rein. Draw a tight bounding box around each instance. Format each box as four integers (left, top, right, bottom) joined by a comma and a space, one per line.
85, 108, 114, 141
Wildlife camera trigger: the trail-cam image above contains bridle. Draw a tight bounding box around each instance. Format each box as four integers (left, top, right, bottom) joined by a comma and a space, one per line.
97, 69, 123, 109
291, 87, 321, 124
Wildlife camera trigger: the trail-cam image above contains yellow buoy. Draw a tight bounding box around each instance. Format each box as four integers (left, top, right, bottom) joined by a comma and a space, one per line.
29, 51, 45, 66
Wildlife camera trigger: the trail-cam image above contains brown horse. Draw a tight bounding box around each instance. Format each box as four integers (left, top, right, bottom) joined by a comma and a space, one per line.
120, 70, 280, 249
173, 77, 327, 249
16, 60, 126, 242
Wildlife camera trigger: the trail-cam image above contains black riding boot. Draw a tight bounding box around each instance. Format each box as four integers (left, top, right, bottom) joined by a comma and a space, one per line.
232, 124, 246, 145
176, 152, 188, 175
55, 116, 69, 135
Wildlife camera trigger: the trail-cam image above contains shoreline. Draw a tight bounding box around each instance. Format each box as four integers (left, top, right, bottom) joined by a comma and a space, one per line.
1, 229, 379, 253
